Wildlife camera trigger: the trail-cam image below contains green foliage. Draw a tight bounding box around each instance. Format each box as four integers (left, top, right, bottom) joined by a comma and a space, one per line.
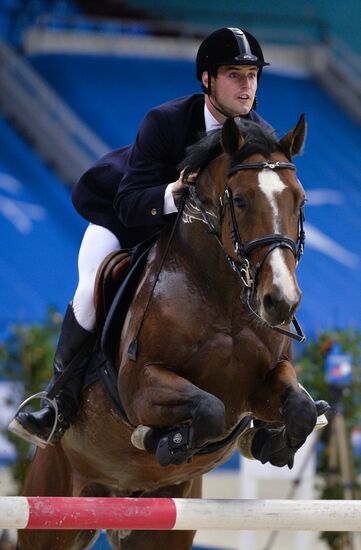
297, 328, 361, 550
0, 308, 61, 485
298, 328, 361, 435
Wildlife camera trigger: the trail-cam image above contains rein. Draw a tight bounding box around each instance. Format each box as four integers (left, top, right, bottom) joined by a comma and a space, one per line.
190, 159, 306, 342
127, 193, 188, 361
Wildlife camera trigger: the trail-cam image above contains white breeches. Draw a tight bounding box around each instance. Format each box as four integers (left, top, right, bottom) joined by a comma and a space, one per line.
73, 224, 120, 331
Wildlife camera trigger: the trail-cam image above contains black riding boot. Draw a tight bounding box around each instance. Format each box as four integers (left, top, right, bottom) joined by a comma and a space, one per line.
8, 304, 95, 447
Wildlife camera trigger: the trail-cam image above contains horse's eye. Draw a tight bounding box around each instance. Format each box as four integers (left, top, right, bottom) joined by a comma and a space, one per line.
233, 196, 246, 209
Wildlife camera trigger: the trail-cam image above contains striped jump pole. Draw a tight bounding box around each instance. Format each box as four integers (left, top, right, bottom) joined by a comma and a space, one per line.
1, 497, 361, 531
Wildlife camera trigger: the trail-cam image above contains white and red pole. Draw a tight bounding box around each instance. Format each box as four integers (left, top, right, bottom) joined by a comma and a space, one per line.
1, 497, 361, 531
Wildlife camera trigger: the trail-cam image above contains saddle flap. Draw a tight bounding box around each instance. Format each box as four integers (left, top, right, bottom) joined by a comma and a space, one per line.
94, 250, 132, 332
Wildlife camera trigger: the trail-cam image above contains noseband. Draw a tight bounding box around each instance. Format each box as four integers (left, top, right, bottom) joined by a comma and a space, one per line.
188, 160, 306, 342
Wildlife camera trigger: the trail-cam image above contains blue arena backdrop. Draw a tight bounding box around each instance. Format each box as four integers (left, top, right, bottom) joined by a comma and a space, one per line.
1, 54, 360, 337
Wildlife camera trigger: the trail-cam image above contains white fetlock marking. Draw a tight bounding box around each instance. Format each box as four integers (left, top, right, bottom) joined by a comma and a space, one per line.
315, 413, 328, 430
131, 425, 152, 450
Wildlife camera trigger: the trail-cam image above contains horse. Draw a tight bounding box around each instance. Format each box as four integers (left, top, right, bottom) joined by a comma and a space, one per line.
18, 115, 319, 550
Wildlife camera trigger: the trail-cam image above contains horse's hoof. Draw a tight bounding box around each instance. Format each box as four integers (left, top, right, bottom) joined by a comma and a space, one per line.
251, 425, 304, 469
131, 425, 151, 450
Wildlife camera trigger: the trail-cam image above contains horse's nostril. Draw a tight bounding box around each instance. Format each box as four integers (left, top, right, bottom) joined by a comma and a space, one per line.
263, 290, 298, 325
263, 293, 276, 314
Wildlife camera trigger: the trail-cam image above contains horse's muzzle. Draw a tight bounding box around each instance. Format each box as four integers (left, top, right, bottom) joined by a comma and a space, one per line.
261, 285, 301, 326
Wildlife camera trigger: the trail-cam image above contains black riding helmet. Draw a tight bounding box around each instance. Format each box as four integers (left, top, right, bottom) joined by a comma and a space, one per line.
196, 27, 270, 94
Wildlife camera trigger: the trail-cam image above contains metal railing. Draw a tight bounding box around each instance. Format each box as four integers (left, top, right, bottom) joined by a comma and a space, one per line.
22, 13, 361, 126
309, 37, 361, 126
0, 39, 109, 185
0, 15, 360, 193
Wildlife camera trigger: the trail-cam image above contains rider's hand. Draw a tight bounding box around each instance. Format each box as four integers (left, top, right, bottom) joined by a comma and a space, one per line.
172, 169, 198, 209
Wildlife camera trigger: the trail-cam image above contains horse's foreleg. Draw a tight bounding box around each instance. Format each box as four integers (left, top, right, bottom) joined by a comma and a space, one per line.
18, 446, 99, 550
252, 359, 317, 440
241, 360, 317, 468
120, 364, 226, 465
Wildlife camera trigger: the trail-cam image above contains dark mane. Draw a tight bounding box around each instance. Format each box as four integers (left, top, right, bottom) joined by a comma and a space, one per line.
179, 128, 223, 175
180, 119, 279, 175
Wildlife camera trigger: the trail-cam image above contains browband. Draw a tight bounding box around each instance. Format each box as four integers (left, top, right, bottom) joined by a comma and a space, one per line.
228, 160, 295, 178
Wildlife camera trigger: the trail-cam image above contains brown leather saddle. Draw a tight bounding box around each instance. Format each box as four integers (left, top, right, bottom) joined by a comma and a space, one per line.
93, 236, 157, 365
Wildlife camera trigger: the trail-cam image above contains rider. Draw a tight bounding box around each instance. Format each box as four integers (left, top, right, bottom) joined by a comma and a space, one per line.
9, 27, 328, 448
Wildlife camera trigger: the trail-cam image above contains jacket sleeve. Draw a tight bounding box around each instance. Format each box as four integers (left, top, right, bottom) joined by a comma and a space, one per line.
113, 107, 177, 229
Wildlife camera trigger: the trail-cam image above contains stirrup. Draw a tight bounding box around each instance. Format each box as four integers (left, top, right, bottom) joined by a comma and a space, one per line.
8, 391, 59, 449
298, 383, 329, 431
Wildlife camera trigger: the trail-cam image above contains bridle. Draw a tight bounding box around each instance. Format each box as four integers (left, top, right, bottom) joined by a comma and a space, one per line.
188, 159, 306, 342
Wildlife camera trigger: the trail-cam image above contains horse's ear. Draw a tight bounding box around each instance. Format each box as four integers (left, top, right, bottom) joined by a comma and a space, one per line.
279, 113, 307, 159
221, 117, 245, 155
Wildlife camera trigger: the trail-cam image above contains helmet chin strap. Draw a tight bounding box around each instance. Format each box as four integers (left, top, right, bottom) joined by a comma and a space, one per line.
208, 96, 235, 119
204, 70, 239, 118
208, 95, 258, 120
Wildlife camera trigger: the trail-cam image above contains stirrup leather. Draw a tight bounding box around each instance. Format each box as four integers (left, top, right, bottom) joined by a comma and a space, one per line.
8, 391, 59, 449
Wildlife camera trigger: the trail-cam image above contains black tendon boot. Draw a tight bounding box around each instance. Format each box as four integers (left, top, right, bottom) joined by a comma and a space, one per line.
8, 304, 95, 447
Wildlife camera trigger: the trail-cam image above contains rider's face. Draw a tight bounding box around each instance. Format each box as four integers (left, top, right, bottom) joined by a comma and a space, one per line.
203, 65, 258, 118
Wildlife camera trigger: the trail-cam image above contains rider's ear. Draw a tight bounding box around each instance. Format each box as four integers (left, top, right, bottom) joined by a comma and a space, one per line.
279, 113, 307, 159
221, 117, 245, 155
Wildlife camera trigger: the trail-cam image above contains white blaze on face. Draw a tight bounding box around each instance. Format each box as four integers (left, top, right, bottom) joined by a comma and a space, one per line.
258, 170, 298, 303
